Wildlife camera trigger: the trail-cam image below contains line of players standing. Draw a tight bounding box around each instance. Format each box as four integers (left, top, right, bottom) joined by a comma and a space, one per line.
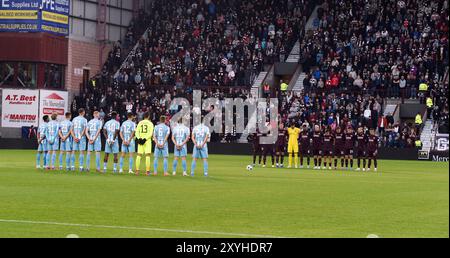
248, 122, 379, 171
35, 108, 211, 177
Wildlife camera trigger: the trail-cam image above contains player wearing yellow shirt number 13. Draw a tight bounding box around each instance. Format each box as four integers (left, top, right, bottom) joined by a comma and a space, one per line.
135, 112, 154, 175
287, 122, 301, 168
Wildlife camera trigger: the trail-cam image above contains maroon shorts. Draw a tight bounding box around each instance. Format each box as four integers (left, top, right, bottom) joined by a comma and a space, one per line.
345, 148, 354, 156
253, 145, 262, 153
299, 147, 311, 155
367, 150, 378, 158
356, 149, 366, 158
322, 149, 334, 156
334, 148, 345, 157
261, 145, 275, 154
275, 144, 286, 153
312, 148, 322, 156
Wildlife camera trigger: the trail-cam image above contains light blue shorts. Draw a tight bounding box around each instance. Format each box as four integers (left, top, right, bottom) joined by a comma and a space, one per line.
60, 138, 72, 151
47, 138, 59, 151
193, 146, 208, 159
72, 137, 87, 151
88, 138, 102, 152
121, 141, 135, 153
173, 145, 188, 157
154, 145, 169, 158
105, 141, 119, 154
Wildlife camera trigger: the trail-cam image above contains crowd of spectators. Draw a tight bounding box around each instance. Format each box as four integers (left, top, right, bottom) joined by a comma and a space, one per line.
74, 0, 315, 142
279, 0, 449, 145
277, 90, 420, 148
73, 0, 448, 144
110, 0, 314, 90
431, 82, 449, 133
299, 0, 448, 100
100, 10, 150, 77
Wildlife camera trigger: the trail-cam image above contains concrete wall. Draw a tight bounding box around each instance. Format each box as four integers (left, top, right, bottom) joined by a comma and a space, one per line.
66, 37, 112, 96
400, 104, 426, 119
274, 63, 298, 76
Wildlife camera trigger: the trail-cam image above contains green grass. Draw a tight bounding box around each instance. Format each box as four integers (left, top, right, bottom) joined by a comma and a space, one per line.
0, 150, 448, 238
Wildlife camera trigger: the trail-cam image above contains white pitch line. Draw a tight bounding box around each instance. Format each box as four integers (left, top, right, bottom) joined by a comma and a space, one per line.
0, 219, 287, 238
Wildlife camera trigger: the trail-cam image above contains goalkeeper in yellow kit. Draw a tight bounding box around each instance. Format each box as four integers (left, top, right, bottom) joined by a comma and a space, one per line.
287, 122, 301, 168
135, 112, 154, 175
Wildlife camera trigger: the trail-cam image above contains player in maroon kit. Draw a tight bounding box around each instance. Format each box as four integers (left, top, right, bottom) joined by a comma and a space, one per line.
322, 127, 334, 170
355, 127, 368, 171
275, 123, 287, 168
367, 128, 379, 171
299, 123, 312, 169
261, 140, 275, 168
312, 124, 323, 170
344, 126, 355, 170
261, 122, 279, 168
247, 132, 262, 167
334, 126, 346, 170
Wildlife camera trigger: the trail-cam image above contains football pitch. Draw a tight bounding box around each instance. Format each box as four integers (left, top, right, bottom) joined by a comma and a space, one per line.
0, 150, 448, 238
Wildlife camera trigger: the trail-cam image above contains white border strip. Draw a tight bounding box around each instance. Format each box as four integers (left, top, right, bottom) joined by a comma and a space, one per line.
0, 219, 287, 238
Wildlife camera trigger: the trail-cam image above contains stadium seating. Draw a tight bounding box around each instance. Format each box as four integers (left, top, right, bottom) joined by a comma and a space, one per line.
282, 0, 448, 146
300, 0, 448, 98
72, 0, 448, 146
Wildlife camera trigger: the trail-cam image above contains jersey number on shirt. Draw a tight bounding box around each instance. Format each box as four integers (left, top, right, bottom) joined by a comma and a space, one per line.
141, 124, 148, 134
108, 123, 116, 132
157, 128, 165, 144
74, 121, 82, 130
90, 123, 97, 133
196, 129, 206, 141
124, 124, 132, 134
48, 125, 55, 134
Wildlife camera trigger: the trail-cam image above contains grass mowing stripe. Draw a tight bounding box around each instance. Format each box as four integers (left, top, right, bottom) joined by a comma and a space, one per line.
0, 219, 288, 238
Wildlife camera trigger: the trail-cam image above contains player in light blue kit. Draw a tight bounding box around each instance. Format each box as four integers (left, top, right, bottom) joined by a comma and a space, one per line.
191, 123, 210, 177
103, 112, 120, 173
119, 113, 136, 174
171, 121, 190, 176
71, 108, 88, 171
45, 113, 60, 170
153, 116, 171, 176
58, 112, 73, 170
36, 115, 49, 169
86, 111, 103, 172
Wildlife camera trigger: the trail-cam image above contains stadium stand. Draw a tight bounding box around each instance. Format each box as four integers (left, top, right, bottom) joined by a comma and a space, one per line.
72, 0, 448, 147
283, 0, 449, 147
74, 0, 316, 108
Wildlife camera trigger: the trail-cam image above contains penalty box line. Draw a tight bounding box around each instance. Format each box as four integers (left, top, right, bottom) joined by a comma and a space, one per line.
0, 219, 287, 238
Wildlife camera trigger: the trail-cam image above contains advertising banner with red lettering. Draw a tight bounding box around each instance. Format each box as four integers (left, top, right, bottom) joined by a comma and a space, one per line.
1, 89, 39, 128
38, 90, 68, 125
